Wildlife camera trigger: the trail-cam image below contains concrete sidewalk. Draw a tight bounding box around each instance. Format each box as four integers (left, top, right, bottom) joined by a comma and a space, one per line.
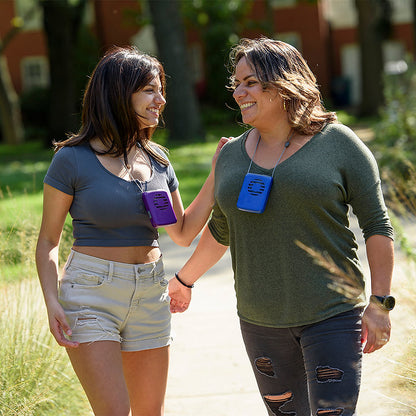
159, 219, 416, 416
160, 236, 264, 415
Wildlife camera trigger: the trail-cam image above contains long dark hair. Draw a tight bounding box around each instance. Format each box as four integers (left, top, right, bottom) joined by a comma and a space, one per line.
228, 37, 337, 135
55, 45, 169, 166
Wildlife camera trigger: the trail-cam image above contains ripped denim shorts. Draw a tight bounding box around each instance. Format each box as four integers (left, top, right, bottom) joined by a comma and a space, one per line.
58, 249, 172, 351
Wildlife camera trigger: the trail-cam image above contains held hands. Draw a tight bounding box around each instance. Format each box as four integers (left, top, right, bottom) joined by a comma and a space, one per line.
169, 276, 192, 313
361, 302, 391, 353
46, 299, 79, 348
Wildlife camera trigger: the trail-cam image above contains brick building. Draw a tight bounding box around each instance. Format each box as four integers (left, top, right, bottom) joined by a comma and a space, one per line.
0, 0, 414, 106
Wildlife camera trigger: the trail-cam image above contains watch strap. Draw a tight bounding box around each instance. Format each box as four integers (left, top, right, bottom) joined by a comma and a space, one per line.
370, 294, 395, 311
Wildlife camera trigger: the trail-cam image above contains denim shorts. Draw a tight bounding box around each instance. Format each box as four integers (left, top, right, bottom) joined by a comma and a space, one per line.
58, 250, 172, 351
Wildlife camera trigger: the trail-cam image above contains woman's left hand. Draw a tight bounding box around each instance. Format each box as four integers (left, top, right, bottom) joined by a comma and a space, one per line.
361, 302, 392, 353
211, 137, 232, 170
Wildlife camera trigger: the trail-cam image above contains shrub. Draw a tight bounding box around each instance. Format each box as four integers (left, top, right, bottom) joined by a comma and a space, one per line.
373, 60, 416, 182
20, 87, 50, 141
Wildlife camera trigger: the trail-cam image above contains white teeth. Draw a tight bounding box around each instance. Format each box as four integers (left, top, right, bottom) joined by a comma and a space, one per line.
240, 102, 255, 110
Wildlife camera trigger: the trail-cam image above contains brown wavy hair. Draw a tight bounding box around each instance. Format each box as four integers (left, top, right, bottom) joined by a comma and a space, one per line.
54, 45, 169, 166
228, 37, 337, 135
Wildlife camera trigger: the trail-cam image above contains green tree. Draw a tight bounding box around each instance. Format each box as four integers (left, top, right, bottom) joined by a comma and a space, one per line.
147, 0, 204, 142
40, 0, 88, 145
355, 0, 392, 116
0, 17, 25, 145
182, 0, 254, 110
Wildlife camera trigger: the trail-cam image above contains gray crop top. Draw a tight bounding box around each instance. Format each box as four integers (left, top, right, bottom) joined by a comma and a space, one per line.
44, 142, 179, 247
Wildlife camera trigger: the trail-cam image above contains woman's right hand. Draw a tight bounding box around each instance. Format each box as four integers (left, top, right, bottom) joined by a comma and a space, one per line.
46, 300, 79, 348
168, 276, 192, 313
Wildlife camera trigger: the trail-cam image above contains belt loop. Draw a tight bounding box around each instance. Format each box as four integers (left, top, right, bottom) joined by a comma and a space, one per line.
108, 261, 114, 283
151, 261, 157, 277
154, 255, 162, 276
64, 249, 75, 271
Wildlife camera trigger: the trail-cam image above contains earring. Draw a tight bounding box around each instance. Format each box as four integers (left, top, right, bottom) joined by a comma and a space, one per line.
283, 101, 287, 111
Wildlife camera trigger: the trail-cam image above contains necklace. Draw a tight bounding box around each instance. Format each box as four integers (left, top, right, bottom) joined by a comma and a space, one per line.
248, 129, 294, 176
122, 145, 152, 183
122, 145, 152, 192
237, 129, 294, 214
123, 145, 141, 170
124, 162, 144, 192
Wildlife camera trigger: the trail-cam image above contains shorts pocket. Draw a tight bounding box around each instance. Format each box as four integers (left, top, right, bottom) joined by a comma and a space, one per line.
61, 266, 106, 288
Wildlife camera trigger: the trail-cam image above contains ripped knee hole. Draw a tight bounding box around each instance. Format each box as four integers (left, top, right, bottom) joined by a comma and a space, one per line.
316, 365, 344, 383
255, 356, 275, 377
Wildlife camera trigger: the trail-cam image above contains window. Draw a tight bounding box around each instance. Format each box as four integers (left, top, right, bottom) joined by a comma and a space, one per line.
21, 57, 49, 90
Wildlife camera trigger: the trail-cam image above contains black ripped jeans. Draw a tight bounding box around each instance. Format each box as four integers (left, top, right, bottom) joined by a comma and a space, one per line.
240, 309, 363, 416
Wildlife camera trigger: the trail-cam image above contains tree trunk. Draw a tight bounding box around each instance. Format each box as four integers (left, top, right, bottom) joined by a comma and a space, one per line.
355, 0, 391, 116
0, 16, 28, 145
0, 56, 24, 144
41, 0, 86, 145
148, 0, 203, 142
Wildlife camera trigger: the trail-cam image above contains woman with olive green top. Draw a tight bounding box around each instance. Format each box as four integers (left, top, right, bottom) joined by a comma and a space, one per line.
169, 38, 394, 416
208, 122, 393, 330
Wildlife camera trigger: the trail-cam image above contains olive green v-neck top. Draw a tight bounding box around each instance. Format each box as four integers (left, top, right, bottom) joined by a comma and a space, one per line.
208, 123, 394, 328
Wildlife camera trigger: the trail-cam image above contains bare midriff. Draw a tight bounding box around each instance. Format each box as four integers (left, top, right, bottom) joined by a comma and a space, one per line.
72, 245, 162, 264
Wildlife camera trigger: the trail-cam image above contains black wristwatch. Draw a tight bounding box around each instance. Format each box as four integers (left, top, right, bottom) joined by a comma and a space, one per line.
370, 295, 396, 311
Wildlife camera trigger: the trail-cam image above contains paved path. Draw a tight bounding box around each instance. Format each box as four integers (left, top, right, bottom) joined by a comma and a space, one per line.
161, 217, 416, 415
161, 237, 265, 415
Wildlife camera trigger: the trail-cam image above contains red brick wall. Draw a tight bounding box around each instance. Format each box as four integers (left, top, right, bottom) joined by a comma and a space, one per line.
0, 0, 414, 100
93, 0, 142, 50
1, 0, 47, 93
393, 23, 414, 56
241, 1, 331, 97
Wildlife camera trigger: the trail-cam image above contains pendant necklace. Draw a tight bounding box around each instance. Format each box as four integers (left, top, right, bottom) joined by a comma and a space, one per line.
236, 129, 294, 214
122, 145, 178, 228
122, 144, 150, 190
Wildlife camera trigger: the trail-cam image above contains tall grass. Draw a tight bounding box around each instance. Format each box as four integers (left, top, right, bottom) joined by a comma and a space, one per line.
0, 190, 73, 285
390, 265, 416, 410
384, 169, 416, 409
0, 279, 91, 415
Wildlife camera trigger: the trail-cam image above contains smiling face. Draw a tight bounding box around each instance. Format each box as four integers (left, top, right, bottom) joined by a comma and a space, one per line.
232, 57, 285, 129
131, 76, 166, 129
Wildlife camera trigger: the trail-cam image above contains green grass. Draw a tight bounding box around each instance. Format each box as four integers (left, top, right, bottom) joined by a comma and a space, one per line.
0, 192, 43, 227
170, 141, 225, 205
0, 192, 43, 285
0, 141, 52, 197
0, 279, 91, 415
0, 141, 52, 285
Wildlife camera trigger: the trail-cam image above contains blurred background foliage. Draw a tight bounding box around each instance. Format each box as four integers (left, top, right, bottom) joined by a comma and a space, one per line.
1, 0, 414, 147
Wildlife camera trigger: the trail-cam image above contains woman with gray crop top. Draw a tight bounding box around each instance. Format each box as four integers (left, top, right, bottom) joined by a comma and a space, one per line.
36, 46, 228, 415
169, 38, 395, 415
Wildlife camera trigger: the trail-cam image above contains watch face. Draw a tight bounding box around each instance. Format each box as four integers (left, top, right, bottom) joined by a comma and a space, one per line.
384, 296, 395, 310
